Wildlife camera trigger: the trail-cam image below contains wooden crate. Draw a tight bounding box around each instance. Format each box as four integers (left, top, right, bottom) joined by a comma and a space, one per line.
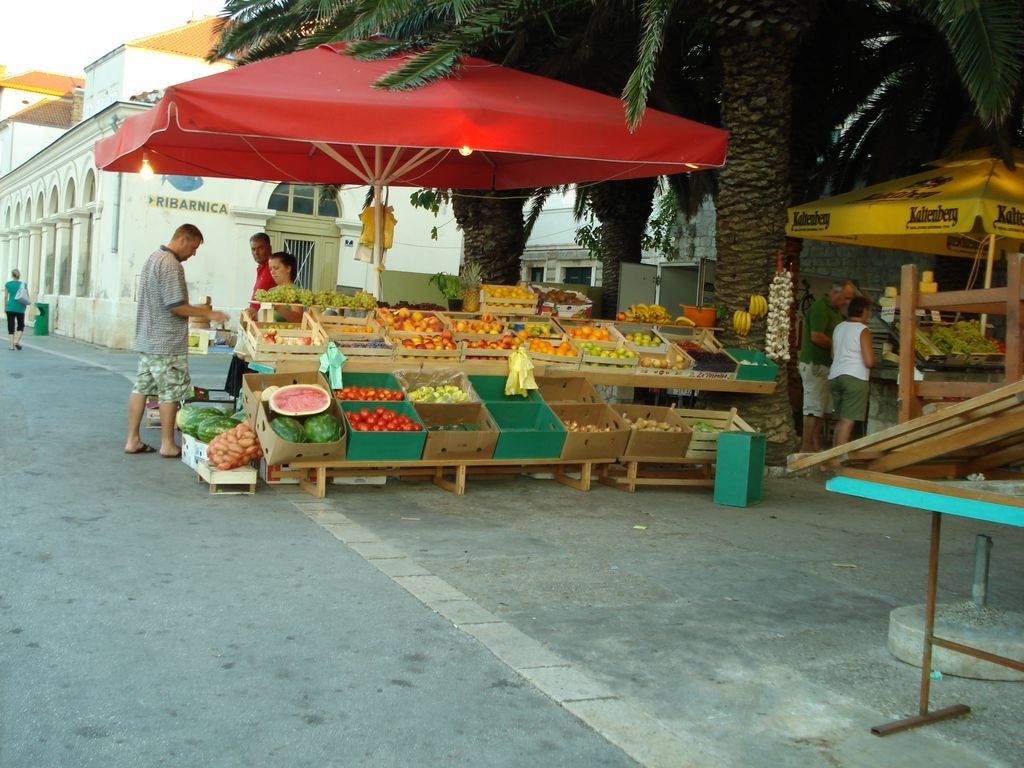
672, 407, 754, 461
309, 308, 382, 341
525, 335, 581, 370
634, 344, 694, 377
577, 340, 640, 372
480, 284, 540, 315
555, 318, 626, 345
196, 460, 257, 495
376, 307, 451, 333
617, 324, 673, 355
242, 312, 327, 359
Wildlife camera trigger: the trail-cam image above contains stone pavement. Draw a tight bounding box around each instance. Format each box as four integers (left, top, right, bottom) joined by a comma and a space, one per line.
3, 334, 1022, 768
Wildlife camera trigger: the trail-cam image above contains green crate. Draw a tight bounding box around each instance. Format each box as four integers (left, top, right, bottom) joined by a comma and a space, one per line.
714, 432, 766, 507
727, 348, 779, 382
486, 401, 567, 459
336, 371, 405, 398
468, 375, 542, 403
340, 400, 426, 460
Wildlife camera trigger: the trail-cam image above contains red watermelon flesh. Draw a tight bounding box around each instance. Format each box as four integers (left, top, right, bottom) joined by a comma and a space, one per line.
268, 384, 331, 416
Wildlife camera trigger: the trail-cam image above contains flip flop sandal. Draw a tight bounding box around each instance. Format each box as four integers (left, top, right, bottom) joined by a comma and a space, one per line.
125, 444, 157, 455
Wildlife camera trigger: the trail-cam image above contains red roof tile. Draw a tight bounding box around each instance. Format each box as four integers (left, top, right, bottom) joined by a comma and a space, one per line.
0, 71, 84, 96
5, 93, 78, 128
126, 16, 225, 60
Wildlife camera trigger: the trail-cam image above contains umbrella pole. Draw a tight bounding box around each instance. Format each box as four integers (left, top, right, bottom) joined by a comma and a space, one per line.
980, 236, 996, 336
371, 145, 386, 298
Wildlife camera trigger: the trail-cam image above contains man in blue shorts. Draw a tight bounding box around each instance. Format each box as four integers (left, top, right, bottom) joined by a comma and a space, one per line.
124, 224, 229, 457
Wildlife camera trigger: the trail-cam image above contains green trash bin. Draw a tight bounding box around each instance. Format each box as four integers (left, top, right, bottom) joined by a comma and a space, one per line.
34, 303, 49, 336
714, 431, 766, 507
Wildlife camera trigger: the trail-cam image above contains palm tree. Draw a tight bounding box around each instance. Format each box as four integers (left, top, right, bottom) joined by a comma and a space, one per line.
213, 0, 1024, 460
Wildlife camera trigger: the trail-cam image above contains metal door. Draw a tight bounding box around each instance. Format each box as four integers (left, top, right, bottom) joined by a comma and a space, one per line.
284, 237, 315, 289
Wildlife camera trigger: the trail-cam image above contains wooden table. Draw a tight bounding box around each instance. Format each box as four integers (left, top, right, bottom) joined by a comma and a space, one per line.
285, 456, 615, 497
251, 356, 777, 394
826, 468, 1024, 735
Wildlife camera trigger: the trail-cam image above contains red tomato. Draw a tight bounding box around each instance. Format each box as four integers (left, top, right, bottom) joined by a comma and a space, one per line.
371, 424, 384, 431
410, 423, 423, 432
358, 408, 371, 418
374, 406, 388, 415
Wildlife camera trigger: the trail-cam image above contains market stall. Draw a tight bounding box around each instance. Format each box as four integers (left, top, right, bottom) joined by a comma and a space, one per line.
194, 298, 774, 498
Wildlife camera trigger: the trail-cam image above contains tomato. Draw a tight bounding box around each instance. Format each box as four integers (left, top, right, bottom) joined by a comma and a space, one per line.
410, 423, 423, 432
374, 406, 388, 415
371, 424, 384, 432
358, 407, 371, 418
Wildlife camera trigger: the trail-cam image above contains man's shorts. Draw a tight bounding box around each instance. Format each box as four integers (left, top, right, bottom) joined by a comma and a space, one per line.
798, 361, 830, 417
829, 374, 869, 422
132, 353, 191, 403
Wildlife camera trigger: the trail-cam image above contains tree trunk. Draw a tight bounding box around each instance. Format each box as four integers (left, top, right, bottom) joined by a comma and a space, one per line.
590, 177, 657, 318
704, 25, 805, 463
453, 189, 528, 285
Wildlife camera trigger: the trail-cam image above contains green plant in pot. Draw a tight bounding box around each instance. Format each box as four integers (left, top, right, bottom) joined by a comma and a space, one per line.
460, 262, 482, 313
430, 272, 463, 310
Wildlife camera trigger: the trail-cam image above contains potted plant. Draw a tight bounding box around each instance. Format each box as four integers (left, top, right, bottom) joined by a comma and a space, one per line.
460, 262, 482, 313
429, 272, 463, 311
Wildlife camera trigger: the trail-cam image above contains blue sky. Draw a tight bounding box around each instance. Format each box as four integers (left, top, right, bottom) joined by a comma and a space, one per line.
2, 1, 226, 75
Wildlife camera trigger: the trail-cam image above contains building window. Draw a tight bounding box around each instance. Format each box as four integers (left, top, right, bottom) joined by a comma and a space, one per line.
268, 183, 340, 217
530, 267, 545, 282
562, 266, 592, 286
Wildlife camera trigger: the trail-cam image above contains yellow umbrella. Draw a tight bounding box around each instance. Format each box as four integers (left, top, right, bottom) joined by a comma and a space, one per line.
787, 150, 1024, 280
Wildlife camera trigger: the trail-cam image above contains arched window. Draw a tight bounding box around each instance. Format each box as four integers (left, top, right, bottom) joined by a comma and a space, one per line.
268, 183, 339, 217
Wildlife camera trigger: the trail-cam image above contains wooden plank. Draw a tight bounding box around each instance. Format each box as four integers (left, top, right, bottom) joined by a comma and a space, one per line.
829, 468, 1024, 518
917, 286, 1007, 311
915, 381, 1001, 399
899, 264, 919, 423
866, 411, 1024, 473
1007, 254, 1022, 382
787, 380, 1024, 471
961, 441, 1024, 475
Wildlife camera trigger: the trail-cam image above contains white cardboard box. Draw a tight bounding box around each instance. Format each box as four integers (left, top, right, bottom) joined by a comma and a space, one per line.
181, 433, 209, 471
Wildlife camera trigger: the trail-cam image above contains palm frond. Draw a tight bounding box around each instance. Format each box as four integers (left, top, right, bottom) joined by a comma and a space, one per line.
621, 0, 675, 130
917, 0, 1024, 127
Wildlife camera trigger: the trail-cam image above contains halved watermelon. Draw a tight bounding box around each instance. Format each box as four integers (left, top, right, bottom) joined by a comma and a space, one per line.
268, 384, 331, 416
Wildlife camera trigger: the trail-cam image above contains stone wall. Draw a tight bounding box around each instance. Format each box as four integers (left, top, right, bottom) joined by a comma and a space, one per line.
798, 241, 935, 297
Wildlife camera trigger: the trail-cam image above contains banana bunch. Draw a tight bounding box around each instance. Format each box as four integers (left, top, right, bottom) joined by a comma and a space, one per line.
748, 294, 768, 319
627, 303, 674, 324
732, 309, 752, 336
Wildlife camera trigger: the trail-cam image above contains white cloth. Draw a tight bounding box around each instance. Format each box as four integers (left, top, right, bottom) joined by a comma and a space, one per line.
829, 320, 869, 381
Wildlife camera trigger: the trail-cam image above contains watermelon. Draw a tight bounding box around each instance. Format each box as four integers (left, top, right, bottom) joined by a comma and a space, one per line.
230, 410, 249, 422
197, 417, 237, 443
270, 415, 307, 443
304, 412, 341, 443
268, 384, 331, 416
176, 405, 230, 437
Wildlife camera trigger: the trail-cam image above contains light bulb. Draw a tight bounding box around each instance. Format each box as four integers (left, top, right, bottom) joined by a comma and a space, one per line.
140, 155, 154, 179
458, 145, 473, 157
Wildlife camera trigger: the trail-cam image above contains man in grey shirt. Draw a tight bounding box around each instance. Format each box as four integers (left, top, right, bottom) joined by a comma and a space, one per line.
124, 223, 229, 457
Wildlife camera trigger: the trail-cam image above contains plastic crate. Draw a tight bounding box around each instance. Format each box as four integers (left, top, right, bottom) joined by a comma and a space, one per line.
468, 374, 542, 403
340, 401, 426, 460
727, 349, 780, 382
334, 371, 406, 400
485, 401, 567, 459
